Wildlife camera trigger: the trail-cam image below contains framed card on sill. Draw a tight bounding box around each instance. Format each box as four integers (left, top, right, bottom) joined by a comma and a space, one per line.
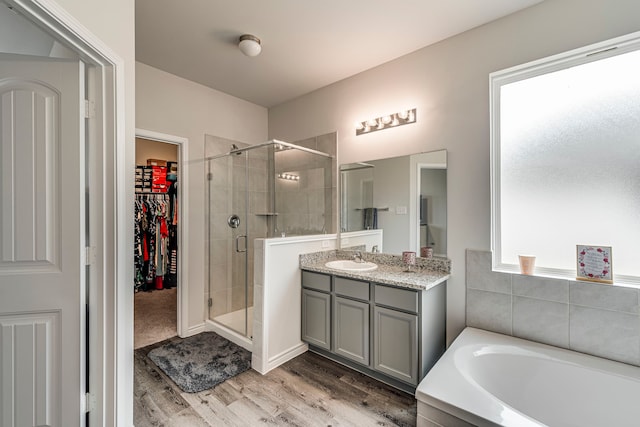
576, 245, 613, 284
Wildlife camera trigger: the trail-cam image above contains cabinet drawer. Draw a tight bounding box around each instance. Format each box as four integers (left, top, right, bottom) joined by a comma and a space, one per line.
302, 271, 331, 292
374, 285, 418, 313
335, 277, 369, 301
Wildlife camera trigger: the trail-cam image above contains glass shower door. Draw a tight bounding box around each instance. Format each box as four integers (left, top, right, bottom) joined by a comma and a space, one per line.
206, 138, 331, 341
208, 151, 249, 337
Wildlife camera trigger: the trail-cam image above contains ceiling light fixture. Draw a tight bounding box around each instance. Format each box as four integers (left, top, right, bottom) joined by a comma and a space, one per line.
356, 108, 417, 136
238, 34, 262, 57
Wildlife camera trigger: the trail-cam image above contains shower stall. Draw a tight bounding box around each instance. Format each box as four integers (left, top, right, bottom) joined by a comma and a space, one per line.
205, 137, 334, 346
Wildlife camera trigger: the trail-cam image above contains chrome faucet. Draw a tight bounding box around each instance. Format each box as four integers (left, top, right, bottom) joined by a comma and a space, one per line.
371, 245, 379, 253
352, 251, 363, 263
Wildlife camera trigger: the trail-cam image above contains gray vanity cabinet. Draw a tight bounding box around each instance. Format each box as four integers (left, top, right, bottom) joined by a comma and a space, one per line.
373, 306, 418, 384
333, 297, 369, 364
301, 272, 331, 350
373, 284, 420, 384
301, 268, 446, 393
333, 277, 370, 365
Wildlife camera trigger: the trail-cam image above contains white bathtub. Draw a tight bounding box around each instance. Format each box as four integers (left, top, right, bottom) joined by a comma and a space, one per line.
415, 327, 640, 427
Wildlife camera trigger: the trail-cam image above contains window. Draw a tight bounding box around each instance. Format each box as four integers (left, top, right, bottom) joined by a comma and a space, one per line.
490, 32, 640, 285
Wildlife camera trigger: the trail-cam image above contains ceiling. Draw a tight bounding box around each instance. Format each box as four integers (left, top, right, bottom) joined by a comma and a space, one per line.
135, 0, 542, 108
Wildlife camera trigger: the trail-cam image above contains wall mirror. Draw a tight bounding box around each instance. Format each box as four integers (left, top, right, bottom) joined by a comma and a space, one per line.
340, 150, 447, 256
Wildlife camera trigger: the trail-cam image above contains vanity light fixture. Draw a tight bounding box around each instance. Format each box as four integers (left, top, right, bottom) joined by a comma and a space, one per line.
277, 173, 299, 181
356, 108, 417, 136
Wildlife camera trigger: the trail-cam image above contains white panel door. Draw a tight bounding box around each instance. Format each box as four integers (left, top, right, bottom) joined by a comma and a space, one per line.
0, 54, 84, 427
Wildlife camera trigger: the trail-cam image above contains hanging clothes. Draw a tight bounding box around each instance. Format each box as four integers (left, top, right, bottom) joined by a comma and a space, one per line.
134, 193, 176, 292
164, 181, 179, 288
134, 199, 145, 291
144, 198, 157, 287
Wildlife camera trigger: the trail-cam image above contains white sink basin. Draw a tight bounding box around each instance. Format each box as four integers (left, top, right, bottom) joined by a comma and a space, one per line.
325, 260, 378, 272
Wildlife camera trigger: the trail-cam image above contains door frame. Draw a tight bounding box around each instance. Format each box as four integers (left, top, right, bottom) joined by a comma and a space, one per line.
135, 128, 189, 338
414, 161, 447, 254
6, 0, 128, 425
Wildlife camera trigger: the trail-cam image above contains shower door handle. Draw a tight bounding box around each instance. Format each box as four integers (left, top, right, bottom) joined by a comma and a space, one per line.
235, 235, 247, 253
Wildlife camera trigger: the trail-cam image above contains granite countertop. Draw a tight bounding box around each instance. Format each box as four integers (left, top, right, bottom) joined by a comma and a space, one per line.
300, 250, 450, 291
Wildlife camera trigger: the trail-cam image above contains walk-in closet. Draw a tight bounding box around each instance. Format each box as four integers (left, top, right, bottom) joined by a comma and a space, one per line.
134, 137, 179, 348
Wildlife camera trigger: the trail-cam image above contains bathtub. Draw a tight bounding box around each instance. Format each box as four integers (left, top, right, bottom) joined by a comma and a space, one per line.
415, 327, 640, 427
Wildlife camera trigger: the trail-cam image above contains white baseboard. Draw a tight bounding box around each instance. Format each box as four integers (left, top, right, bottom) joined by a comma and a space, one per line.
251, 354, 264, 373
181, 323, 205, 338
260, 343, 308, 375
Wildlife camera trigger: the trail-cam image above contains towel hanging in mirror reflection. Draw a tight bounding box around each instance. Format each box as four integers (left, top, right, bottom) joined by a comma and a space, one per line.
363, 207, 377, 229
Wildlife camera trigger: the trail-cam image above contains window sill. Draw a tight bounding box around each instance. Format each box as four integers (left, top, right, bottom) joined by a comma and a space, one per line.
493, 264, 640, 290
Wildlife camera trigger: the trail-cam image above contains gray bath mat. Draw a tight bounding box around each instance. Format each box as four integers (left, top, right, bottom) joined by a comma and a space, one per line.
148, 331, 251, 393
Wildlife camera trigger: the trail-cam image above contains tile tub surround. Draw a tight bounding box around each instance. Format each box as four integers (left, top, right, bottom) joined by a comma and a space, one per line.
465, 249, 640, 366
300, 250, 450, 291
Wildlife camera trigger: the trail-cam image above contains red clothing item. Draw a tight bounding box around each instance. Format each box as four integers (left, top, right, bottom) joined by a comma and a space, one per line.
155, 275, 163, 290
159, 216, 169, 238
143, 234, 149, 261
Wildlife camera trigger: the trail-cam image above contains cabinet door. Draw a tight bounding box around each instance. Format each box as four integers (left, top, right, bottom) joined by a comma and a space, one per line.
373, 306, 418, 385
301, 289, 331, 350
333, 297, 370, 365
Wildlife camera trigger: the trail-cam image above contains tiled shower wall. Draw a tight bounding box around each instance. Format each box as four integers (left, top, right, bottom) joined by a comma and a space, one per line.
466, 249, 640, 366
276, 132, 337, 235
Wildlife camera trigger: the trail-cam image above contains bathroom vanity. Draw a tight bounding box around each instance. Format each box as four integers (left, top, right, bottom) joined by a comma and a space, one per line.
299, 251, 449, 393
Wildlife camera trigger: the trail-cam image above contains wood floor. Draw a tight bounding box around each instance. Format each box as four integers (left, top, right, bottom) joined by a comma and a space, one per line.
134, 338, 417, 426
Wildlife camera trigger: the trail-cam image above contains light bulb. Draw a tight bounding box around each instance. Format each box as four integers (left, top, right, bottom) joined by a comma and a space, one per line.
381, 115, 392, 125
397, 110, 409, 120
367, 118, 378, 127
238, 34, 262, 57
355, 121, 364, 131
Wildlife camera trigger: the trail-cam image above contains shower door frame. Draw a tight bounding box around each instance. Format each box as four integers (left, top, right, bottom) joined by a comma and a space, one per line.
227, 149, 250, 337
206, 150, 250, 338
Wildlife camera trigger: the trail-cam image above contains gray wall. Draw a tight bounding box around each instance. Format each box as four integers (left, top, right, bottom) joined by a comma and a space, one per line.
137, 63, 268, 330
267, 0, 640, 344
